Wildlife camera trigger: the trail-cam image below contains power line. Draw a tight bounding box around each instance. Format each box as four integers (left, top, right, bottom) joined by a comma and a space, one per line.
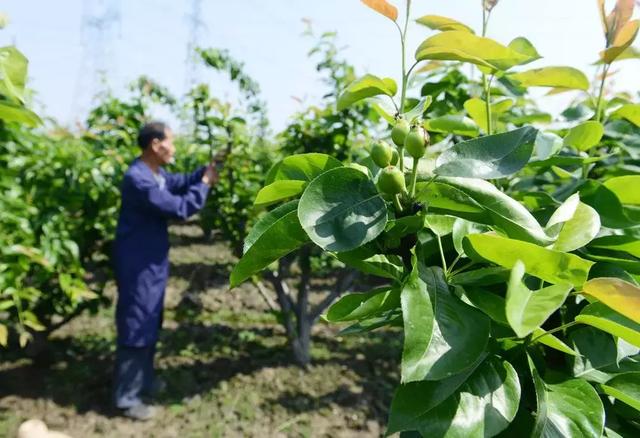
184, 0, 208, 93
72, 0, 122, 125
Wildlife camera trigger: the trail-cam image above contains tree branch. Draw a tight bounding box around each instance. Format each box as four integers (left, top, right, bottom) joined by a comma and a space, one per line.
255, 280, 278, 312
310, 268, 358, 322
297, 246, 312, 317
264, 268, 296, 338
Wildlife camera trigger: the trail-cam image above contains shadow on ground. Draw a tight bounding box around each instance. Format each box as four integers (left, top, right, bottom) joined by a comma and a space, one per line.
0, 321, 399, 424
0, 220, 401, 436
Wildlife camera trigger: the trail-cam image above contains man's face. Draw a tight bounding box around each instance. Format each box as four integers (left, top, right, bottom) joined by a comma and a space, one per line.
151, 128, 175, 165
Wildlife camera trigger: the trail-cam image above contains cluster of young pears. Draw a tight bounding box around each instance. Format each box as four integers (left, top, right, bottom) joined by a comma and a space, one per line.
370, 118, 430, 213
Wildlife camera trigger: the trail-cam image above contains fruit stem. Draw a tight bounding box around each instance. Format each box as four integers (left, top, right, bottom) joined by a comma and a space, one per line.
409, 157, 419, 198
398, 146, 405, 175
393, 194, 404, 213
398, 0, 412, 114
436, 234, 447, 272
595, 63, 611, 123
529, 321, 578, 343
482, 3, 490, 37
483, 74, 493, 135
481, 4, 493, 136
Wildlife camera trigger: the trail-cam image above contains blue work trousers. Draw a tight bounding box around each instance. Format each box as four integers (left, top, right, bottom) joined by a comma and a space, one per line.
113, 343, 157, 408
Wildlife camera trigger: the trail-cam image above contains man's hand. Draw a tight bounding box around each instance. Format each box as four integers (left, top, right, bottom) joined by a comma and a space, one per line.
202, 164, 219, 186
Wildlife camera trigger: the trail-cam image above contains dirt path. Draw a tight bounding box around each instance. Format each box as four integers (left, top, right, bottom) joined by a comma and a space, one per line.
0, 221, 400, 437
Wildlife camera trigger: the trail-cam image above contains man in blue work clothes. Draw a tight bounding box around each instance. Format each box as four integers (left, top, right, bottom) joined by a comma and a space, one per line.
113, 121, 220, 420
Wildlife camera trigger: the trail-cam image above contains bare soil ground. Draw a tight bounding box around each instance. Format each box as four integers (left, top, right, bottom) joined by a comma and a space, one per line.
0, 221, 401, 437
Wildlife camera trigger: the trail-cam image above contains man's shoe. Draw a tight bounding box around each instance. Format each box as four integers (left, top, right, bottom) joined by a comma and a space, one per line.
121, 404, 157, 421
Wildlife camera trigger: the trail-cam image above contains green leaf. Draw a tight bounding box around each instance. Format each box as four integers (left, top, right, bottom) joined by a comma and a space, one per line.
424, 115, 480, 137
507, 67, 589, 90
231, 201, 309, 287
583, 252, 640, 275
533, 131, 563, 160
508, 37, 542, 64
570, 326, 620, 383
510, 112, 553, 125
265, 153, 343, 185
576, 302, 640, 347
336, 250, 403, 280
583, 277, 640, 323
604, 175, 640, 205
400, 258, 435, 383
463, 97, 513, 133
415, 15, 474, 33
298, 167, 387, 252
590, 262, 639, 285
415, 31, 531, 71
403, 96, 432, 121
532, 328, 579, 356
529, 355, 605, 438
563, 121, 605, 151
326, 287, 399, 322
434, 126, 537, 179
580, 180, 639, 229
461, 287, 508, 325
424, 214, 456, 237
530, 155, 609, 169
604, 427, 626, 438
417, 177, 553, 245
387, 361, 481, 436
451, 267, 510, 286
452, 219, 489, 256
371, 100, 396, 124
389, 357, 520, 437
254, 180, 307, 206
611, 103, 640, 127
385, 215, 426, 240
0, 46, 28, 103
463, 234, 594, 287
546, 194, 601, 252
601, 373, 640, 412
339, 312, 401, 335
506, 260, 573, 338
402, 265, 490, 382
337, 74, 397, 111
509, 111, 553, 126
590, 235, 640, 258
0, 101, 41, 126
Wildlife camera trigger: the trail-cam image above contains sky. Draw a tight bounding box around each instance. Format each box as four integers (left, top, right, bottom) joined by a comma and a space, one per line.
1, 0, 638, 133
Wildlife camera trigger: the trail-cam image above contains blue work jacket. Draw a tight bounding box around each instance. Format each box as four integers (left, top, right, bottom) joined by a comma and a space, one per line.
114, 158, 209, 346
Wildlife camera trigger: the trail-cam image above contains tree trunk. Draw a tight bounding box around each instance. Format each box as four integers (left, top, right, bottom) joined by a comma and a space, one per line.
264, 250, 358, 368
292, 314, 312, 367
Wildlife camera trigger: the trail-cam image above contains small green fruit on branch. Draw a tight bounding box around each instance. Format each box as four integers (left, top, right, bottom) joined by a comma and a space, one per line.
405, 125, 429, 197
377, 165, 406, 213
392, 118, 410, 172
371, 141, 394, 168
404, 125, 428, 159
391, 118, 410, 147
390, 148, 399, 166
377, 166, 406, 195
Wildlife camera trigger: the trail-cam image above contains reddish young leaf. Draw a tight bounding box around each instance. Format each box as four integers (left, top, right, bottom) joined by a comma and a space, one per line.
361, 0, 398, 22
